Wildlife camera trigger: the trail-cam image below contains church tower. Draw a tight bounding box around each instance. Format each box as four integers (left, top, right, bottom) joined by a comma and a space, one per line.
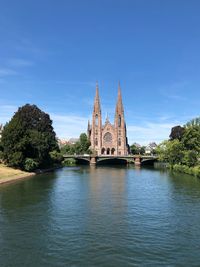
114, 83, 128, 155
89, 82, 129, 156
91, 82, 102, 155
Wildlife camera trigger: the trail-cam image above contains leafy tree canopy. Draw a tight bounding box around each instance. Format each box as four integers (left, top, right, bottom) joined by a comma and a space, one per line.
1, 104, 59, 170
182, 125, 200, 153
157, 116, 200, 168
156, 139, 185, 165
61, 133, 91, 155
169, 125, 185, 141
185, 117, 200, 128
130, 144, 146, 155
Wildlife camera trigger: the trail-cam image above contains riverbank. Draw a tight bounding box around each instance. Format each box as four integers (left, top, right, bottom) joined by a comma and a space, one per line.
155, 162, 200, 178
0, 164, 35, 185
171, 164, 200, 178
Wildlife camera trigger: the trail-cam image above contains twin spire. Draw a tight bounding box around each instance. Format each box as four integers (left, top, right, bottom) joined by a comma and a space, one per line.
116, 81, 124, 114
93, 81, 124, 121
94, 81, 101, 113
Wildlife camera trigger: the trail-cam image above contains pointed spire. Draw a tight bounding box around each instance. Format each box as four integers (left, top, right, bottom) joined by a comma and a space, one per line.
87, 120, 90, 128
116, 81, 124, 113
93, 81, 101, 113
105, 112, 109, 123
87, 120, 91, 136
95, 81, 99, 100
118, 81, 121, 95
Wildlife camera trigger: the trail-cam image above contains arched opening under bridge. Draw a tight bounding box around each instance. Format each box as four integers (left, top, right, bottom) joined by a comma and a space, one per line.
97, 158, 127, 165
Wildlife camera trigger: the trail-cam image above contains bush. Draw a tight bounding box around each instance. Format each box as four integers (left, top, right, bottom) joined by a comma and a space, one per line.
7, 152, 24, 168
49, 150, 63, 163
172, 164, 200, 178
24, 158, 39, 171
193, 166, 200, 178
183, 150, 198, 167
62, 158, 76, 166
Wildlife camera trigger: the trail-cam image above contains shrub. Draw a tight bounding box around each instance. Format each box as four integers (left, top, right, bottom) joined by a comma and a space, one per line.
49, 150, 63, 163
172, 164, 200, 178
62, 158, 76, 166
24, 158, 39, 171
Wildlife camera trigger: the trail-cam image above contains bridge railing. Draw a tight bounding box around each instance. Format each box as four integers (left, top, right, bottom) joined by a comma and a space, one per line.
63, 154, 158, 159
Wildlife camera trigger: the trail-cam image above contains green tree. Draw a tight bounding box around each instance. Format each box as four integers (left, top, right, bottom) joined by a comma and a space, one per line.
182, 125, 200, 154
130, 144, 140, 154
60, 133, 91, 155
182, 150, 198, 167
185, 117, 200, 128
140, 146, 146, 155
169, 125, 185, 141
76, 133, 91, 154
49, 150, 63, 164
156, 139, 184, 165
1, 104, 59, 170
61, 144, 75, 155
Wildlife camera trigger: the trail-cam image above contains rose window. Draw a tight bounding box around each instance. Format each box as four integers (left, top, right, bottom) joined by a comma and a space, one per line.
104, 132, 112, 143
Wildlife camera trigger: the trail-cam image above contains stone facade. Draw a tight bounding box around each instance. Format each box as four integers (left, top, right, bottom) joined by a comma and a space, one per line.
88, 83, 129, 156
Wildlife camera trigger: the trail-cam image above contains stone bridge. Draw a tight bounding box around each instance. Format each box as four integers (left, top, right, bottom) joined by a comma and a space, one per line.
63, 155, 158, 166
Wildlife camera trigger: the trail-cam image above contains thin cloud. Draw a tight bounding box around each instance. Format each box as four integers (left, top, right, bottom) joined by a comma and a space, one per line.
50, 114, 88, 139
0, 104, 17, 123
127, 124, 169, 145
127, 121, 182, 145
0, 68, 17, 77
159, 81, 188, 101
8, 58, 34, 67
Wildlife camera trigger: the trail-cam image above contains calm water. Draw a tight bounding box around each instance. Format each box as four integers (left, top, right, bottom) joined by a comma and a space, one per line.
1, 166, 200, 267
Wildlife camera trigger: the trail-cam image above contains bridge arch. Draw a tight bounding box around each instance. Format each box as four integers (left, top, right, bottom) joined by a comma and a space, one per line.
75, 158, 90, 165
97, 157, 127, 165
140, 158, 157, 166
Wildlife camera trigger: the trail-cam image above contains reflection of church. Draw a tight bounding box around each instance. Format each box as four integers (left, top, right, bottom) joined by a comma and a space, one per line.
87, 83, 129, 156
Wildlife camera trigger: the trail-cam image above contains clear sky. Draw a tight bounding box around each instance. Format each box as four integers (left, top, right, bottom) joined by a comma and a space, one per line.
0, 0, 200, 145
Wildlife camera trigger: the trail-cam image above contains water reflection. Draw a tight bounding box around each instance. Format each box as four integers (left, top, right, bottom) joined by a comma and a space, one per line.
0, 166, 200, 266
0, 172, 58, 211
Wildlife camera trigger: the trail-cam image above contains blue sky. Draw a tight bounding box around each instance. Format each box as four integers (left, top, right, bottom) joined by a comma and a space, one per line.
0, 0, 200, 145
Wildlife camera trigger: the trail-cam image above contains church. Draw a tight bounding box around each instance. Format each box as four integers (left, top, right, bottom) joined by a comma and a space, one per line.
87, 83, 129, 156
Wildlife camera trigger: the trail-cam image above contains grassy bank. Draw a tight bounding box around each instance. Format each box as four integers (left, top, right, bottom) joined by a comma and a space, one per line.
155, 162, 200, 178
171, 164, 200, 178
0, 164, 35, 185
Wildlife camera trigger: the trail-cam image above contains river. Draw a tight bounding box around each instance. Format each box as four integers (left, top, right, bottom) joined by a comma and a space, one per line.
0, 166, 200, 266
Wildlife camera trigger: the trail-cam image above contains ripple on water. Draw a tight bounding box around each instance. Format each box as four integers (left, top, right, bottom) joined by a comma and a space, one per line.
0, 166, 200, 266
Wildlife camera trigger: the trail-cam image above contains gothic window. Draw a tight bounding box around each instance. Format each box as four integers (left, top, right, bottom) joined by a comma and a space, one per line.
119, 130, 121, 136
118, 138, 121, 146
95, 138, 98, 146
106, 148, 110, 155
103, 132, 112, 143
111, 148, 115, 155
118, 115, 121, 127
95, 114, 98, 125
101, 148, 105, 154
95, 129, 98, 135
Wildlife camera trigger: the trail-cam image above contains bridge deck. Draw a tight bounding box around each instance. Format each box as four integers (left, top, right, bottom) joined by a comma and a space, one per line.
63, 155, 157, 159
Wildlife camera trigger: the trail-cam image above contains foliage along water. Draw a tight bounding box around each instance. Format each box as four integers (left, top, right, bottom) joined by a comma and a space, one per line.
0, 166, 200, 266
